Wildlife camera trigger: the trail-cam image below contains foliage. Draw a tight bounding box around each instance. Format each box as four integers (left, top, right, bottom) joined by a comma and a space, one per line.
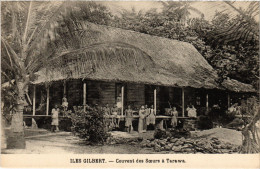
69, 106, 110, 144
161, 1, 203, 24
191, 10, 259, 86
108, 2, 259, 88
67, 1, 113, 25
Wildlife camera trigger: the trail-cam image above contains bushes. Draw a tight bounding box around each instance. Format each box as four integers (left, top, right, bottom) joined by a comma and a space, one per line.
68, 105, 110, 144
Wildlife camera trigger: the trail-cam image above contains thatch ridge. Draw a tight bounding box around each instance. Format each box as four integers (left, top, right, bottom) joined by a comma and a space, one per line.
33, 21, 255, 92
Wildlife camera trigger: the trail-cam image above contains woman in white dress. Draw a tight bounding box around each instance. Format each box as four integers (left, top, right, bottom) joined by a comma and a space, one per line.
138, 106, 148, 133
170, 107, 178, 127
187, 105, 197, 118
62, 96, 68, 111
51, 104, 60, 132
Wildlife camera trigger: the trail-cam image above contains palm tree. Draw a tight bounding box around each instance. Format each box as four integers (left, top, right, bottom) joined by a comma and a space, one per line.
211, 1, 259, 44
161, 1, 203, 25
1, 1, 66, 148
206, 1, 259, 153
1, 1, 115, 149
222, 2, 259, 154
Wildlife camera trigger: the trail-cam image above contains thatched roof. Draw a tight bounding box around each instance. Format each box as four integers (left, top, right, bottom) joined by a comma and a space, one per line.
221, 79, 256, 93
32, 21, 255, 92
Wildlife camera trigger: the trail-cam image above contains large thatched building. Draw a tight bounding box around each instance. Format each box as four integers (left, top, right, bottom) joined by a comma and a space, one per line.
28, 21, 255, 118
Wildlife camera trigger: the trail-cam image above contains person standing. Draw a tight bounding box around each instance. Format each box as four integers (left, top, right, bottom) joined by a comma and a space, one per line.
62, 96, 68, 111
103, 104, 111, 116
103, 104, 111, 131
170, 107, 178, 127
125, 105, 133, 133
111, 104, 119, 128
146, 105, 156, 130
51, 104, 60, 132
138, 106, 147, 133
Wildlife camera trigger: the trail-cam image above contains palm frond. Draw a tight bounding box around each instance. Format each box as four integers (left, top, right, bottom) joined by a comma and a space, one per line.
26, 1, 65, 46
1, 38, 22, 69
187, 6, 203, 16
22, 1, 32, 45
210, 2, 259, 44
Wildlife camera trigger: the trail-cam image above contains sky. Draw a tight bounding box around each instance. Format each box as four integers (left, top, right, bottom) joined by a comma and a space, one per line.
99, 1, 259, 22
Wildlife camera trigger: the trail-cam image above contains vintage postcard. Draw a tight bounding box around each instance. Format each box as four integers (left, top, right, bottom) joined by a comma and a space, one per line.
1, 0, 259, 168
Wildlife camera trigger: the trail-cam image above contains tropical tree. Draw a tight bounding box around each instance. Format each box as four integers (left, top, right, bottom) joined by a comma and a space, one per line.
1, 1, 65, 148
1, 1, 115, 149
191, 2, 259, 153
219, 1, 259, 153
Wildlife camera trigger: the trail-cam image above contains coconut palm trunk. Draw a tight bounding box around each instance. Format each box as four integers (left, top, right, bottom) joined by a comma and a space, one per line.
7, 79, 26, 148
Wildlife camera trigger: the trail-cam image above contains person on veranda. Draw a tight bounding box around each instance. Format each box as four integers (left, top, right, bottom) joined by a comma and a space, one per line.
62, 95, 68, 111
187, 105, 197, 118
111, 104, 119, 128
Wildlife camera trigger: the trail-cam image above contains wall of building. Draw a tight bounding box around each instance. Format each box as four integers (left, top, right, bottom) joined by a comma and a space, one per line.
86, 81, 116, 107
49, 81, 63, 110
126, 83, 145, 110
145, 85, 154, 108
66, 79, 83, 109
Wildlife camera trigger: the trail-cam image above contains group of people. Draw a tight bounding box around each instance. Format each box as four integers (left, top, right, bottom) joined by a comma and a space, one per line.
102, 103, 122, 130
102, 104, 181, 133
101, 104, 157, 133
50, 97, 197, 133
137, 105, 156, 133
50, 96, 68, 132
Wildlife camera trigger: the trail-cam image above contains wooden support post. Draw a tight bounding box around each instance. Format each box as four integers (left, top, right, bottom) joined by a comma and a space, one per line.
63, 80, 66, 96
83, 82, 87, 111
182, 88, 185, 117
26, 93, 32, 105
228, 93, 230, 108
206, 93, 209, 112
46, 86, 49, 115
121, 86, 124, 116
33, 85, 36, 116
154, 88, 157, 115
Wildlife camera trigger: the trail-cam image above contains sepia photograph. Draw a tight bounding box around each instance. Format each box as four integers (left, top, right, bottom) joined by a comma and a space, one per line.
0, 0, 259, 167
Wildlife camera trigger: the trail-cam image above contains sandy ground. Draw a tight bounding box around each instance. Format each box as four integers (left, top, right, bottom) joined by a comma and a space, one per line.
1, 130, 156, 154
1, 128, 243, 154
191, 128, 243, 146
